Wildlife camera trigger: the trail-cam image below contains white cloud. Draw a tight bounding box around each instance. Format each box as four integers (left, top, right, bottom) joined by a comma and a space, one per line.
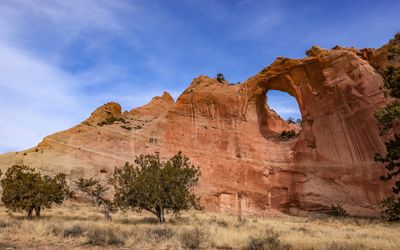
0, 42, 90, 152
266, 91, 301, 119
271, 106, 300, 116
0, 0, 303, 153
0, 1, 172, 153
0, 37, 175, 153
1, 0, 130, 34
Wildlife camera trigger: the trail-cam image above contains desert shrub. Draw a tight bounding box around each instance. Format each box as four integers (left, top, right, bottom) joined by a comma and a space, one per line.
97, 116, 126, 126
286, 117, 295, 124
86, 227, 125, 246
51, 225, 63, 236
280, 130, 296, 139
0, 165, 73, 218
114, 152, 201, 223
329, 204, 349, 217
121, 125, 132, 131
216, 73, 225, 83
380, 196, 400, 221
179, 227, 207, 250
374, 101, 400, 133
211, 218, 228, 228
75, 178, 117, 220
137, 217, 160, 224
234, 217, 248, 228
170, 216, 191, 225
229, 81, 241, 85
63, 224, 87, 238
149, 227, 175, 240
326, 242, 365, 250
0, 243, 17, 249
388, 47, 400, 60
246, 238, 265, 250
0, 219, 13, 228
245, 231, 290, 250
383, 66, 400, 99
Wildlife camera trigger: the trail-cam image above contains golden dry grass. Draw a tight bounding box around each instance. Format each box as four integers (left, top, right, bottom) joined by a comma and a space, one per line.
0, 201, 399, 249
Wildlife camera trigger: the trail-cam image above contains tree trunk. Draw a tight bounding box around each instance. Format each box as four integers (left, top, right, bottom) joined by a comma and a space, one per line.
160, 209, 165, 223
159, 206, 165, 223
27, 207, 34, 219
156, 205, 165, 223
104, 210, 112, 221
35, 206, 41, 217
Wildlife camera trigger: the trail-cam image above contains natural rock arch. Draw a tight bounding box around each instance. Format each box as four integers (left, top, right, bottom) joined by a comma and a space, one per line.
1, 37, 398, 217
240, 49, 390, 214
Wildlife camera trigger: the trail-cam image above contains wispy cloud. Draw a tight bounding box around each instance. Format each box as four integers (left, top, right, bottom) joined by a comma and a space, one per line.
0, 0, 398, 153
267, 91, 301, 119
0, 42, 87, 151
0, 0, 174, 153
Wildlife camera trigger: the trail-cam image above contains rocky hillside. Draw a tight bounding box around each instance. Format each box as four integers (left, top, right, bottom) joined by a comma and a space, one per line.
1, 34, 399, 217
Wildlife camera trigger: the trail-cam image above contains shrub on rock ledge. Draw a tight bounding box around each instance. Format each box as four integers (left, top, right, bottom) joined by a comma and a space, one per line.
280, 130, 296, 139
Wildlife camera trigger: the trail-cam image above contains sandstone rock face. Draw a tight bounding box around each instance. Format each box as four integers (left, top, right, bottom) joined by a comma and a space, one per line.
1, 35, 399, 217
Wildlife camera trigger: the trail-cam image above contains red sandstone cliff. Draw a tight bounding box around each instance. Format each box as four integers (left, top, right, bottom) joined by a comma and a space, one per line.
1, 34, 399, 216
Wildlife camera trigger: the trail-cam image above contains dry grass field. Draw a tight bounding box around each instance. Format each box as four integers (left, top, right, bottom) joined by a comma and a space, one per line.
0, 201, 399, 250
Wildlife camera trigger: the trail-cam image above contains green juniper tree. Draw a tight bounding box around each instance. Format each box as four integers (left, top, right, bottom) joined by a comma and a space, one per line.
113, 152, 201, 223
374, 38, 400, 220
216, 73, 225, 83
280, 130, 296, 139
0, 165, 73, 218
286, 117, 295, 124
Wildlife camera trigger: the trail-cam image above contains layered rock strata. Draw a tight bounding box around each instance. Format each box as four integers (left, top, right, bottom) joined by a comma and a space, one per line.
2, 34, 400, 216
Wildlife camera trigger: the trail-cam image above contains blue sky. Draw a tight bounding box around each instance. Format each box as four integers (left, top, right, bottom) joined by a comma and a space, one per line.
0, 0, 399, 153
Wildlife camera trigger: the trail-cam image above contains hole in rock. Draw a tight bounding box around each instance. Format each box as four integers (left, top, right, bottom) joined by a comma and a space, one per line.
264, 90, 302, 140
266, 90, 301, 123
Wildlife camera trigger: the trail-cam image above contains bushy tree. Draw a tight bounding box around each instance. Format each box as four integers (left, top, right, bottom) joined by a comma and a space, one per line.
374, 134, 400, 194
383, 66, 400, 98
380, 196, 400, 221
0, 165, 73, 218
75, 178, 117, 220
286, 117, 295, 124
374, 60, 400, 220
329, 204, 349, 217
216, 73, 225, 83
280, 130, 296, 139
113, 152, 201, 223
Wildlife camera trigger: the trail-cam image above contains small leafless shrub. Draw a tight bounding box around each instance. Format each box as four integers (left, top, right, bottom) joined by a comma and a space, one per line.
330, 204, 349, 217
326, 242, 366, 250
245, 230, 291, 250
180, 227, 208, 250
0, 219, 12, 228
149, 227, 175, 240
63, 224, 86, 237
86, 227, 125, 246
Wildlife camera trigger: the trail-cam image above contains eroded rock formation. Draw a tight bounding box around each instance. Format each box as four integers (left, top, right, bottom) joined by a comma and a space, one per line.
1, 34, 400, 216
